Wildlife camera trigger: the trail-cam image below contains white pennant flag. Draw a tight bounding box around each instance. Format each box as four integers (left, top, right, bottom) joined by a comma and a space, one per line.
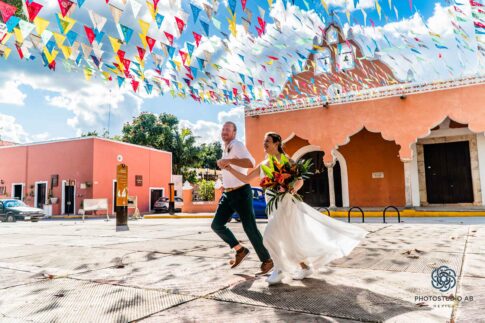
130, 0, 142, 18
89, 10, 107, 31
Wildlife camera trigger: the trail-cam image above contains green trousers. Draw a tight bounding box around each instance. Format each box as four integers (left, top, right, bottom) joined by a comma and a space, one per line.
211, 184, 271, 262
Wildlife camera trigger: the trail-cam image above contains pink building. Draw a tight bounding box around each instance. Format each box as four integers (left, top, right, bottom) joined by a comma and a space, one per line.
0, 137, 172, 215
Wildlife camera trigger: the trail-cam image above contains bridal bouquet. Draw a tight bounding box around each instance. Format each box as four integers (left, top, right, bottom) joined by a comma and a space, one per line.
260, 154, 313, 214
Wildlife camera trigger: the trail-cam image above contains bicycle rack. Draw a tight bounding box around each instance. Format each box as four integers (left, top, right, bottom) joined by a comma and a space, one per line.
320, 207, 331, 216
348, 207, 364, 223
383, 206, 401, 223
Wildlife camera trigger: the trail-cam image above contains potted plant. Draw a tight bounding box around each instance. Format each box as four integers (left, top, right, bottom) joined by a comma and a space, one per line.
48, 189, 58, 204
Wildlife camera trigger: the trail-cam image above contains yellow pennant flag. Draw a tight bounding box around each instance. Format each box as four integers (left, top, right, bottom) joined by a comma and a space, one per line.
138, 19, 150, 35
109, 36, 122, 53
0, 44, 11, 59
33, 17, 50, 35
13, 28, 24, 44
146, 1, 156, 20
321, 0, 329, 14
228, 15, 237, 37
60, 45, 71, 59
53, 32, 66, 47
376, 0, 382, 20
84, 67, 93, 80
1, 33, 11, 45
138, 33, 148, 48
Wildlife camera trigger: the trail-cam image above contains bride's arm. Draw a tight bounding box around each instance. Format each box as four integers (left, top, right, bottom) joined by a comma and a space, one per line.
225, 165, 260, 184
290, 178, 304, 194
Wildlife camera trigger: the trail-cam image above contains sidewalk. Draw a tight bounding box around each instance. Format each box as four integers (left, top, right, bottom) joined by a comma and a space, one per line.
0, 219, 483, 322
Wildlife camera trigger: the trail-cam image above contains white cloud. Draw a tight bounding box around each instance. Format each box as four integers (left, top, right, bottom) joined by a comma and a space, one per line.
327, 0, 375, 11
0, 80, 27, 105
180, 106, 245, 144
0, 113, 49, 143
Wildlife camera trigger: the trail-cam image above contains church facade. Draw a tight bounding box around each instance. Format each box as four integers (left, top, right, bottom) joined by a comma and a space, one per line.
245, 24, 485, 209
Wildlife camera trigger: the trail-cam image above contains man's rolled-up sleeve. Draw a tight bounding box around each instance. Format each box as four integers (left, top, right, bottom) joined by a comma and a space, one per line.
233, 142, 255, 167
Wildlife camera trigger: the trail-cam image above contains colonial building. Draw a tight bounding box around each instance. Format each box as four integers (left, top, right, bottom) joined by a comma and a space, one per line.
245, 24, 485, 209
0, 137, 172, 215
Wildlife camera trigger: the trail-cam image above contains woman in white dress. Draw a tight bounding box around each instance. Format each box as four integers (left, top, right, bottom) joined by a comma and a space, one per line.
225, 132, 368, 285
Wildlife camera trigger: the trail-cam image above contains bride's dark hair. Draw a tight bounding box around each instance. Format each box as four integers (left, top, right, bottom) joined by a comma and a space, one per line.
265, 132, 285, 154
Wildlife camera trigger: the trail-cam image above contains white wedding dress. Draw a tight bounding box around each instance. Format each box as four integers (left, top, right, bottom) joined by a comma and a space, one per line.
261, 167, 368, 274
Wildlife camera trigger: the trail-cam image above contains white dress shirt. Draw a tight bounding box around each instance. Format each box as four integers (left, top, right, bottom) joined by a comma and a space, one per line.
222, 139, 255, 189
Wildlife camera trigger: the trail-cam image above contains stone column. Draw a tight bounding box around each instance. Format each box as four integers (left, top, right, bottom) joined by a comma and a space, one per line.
327, 164, 336, 208
403, 161, 413, 207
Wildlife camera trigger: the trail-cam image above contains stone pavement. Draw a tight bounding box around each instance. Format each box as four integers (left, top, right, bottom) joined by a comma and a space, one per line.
0, 218, 483, 323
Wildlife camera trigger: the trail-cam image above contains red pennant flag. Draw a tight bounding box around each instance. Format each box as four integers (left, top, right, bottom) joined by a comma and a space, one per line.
241, 0, 247, 11
153, 0, 160, 10
131, 79, 139, 92
161, 78, 170, 86
179, 50, 188, 65
117, 50, 125, 60
15, 43, 24, 59
84, 26, 95, 44
26, 1, 43, 22
193, 32, 202, 47
174, 16, 185, 34
58, 0, 74, 17
164, 31, 174, 45
137, 46, 146, 60
48, 60, 56, 71
146, 35, 156, 52
232, 88, 238, 97
122, 58, 131, 71
0, 1, 18, 23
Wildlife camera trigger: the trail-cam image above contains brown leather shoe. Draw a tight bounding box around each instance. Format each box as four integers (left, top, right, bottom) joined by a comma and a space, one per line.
256, 259, 274, 276
230, 247, 250, 269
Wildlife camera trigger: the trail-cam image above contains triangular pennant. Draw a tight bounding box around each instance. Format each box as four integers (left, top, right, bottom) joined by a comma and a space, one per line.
130, 0, 142, 18
109, 35, 122, 53
146, 35, 156, 52
155, 13, 164, 29
109, 4, 123, 24
26, 1, 43, 22
200, 20, 209, 36
0, 1, 18, 23
33, 16, 49, 35
164, 31, 174, 45
193, 32, 202, 47
84, 25, 95, 44
58, 0, 74, 18
119, 23, 133, 43
190, 3, 202, 22
88, 10, 107, 31
174, 16, 185, 34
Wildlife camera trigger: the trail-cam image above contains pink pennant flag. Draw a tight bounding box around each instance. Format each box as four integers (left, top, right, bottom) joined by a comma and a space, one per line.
84, 26, 95, 44
0, 1, 18, 23
241, 0, 247, 11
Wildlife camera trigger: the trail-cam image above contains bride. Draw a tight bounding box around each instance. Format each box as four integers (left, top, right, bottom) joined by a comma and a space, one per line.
225, 132, 368, 285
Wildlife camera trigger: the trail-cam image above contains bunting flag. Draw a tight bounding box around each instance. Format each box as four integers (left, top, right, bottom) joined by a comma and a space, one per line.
0, 0, 483, 107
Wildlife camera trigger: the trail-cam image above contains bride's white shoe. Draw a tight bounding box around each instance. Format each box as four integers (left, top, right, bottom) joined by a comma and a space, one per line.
292, 267, 313, 280
266, 268, 284, 285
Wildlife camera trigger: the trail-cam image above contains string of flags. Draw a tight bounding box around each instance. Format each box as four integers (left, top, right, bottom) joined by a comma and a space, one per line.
0, 0, 484, 108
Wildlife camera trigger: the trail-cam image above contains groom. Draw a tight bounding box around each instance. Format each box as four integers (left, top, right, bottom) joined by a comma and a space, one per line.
212, 121, 274, 275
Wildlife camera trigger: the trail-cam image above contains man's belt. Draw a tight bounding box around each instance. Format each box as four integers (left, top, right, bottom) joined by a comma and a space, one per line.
224, 184, 246, 193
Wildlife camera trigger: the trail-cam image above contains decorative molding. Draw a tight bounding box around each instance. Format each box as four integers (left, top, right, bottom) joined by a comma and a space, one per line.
245, 75, 485, 117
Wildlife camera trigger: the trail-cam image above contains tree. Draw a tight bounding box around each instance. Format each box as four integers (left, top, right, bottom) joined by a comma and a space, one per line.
121, 112, 199, 175
81, 131, 100, 137
197, 180, 215, 201
197, 142, 223, 169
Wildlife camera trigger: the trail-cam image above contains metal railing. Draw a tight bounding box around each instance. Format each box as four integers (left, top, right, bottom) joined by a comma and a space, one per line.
348, 207, 364, 223
383, 206, 401, 223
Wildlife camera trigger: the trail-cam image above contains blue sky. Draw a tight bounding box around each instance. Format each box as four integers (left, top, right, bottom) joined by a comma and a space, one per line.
0, 0, 483, 144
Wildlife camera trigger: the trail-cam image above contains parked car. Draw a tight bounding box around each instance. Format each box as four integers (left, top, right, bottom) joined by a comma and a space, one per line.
153, 197, 184, 213
231, 187, 267, 222
0, 199, 44, 222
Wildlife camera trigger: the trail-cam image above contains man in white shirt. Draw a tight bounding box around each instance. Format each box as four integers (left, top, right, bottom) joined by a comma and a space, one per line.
212, 121, 273, 275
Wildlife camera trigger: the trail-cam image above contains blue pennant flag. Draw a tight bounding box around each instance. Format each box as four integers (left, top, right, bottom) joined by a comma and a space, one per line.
190, 4, 202, 23
156, 13, 164, 29
66, 30, 78, 45
200, 20, 210, 36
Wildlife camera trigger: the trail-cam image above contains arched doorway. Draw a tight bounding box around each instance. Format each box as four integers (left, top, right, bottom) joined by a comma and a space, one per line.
298, 151, 342, 207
